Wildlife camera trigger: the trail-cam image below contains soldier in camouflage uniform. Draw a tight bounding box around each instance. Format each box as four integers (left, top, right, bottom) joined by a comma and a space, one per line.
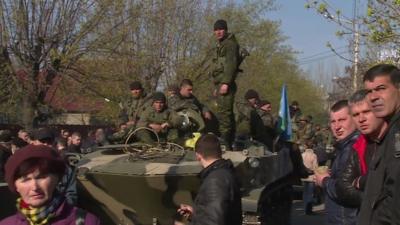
119, 81, 152, 126
114, 81, 152, 143
169, 79, 212, 120
295, 115, 314, 149
211, 19, 241, 150
257, 100, 276, 138
257, 100, 275, 130
235, 90, 272, 149
136, 92, 179, 143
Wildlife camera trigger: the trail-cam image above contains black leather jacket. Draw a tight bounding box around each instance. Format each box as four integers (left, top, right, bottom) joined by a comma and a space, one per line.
323, 131, 359, 225
190, 159, 242, 225
336, 137, 373, 208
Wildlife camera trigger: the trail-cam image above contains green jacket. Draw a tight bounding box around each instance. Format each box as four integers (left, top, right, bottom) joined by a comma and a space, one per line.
122, 93, 152, 122
137, 107, 178, 130
212, 33, 240, 85
235, 101, 254, 135
168, 94, 209, 114
256, 109, 275, 129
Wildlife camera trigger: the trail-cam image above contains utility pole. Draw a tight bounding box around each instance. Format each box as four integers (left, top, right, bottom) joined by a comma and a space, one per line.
352, 0, 360, 91
309, 0, 361, 91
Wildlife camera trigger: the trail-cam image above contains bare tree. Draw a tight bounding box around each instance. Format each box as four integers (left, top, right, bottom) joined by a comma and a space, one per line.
0, 0, 123, 127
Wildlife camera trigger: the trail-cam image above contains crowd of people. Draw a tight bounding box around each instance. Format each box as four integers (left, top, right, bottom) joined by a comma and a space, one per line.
0, 17, 399, 225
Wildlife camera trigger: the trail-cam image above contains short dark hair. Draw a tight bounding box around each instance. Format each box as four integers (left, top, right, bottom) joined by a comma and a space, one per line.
330, 100, 349, 112
363, 64, 400, 87
195, 134, 222, 159
180, 79, 193, 88
349, 89, 369, 104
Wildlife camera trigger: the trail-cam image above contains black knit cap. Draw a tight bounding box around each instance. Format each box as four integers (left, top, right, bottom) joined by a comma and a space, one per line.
129, 81, 143, 90
152, 92, 166, 103
214, 19, 228, 31
244, 89, 260, 100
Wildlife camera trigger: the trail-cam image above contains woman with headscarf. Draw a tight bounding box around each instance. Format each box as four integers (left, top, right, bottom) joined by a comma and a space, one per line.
0, 144, 100, 225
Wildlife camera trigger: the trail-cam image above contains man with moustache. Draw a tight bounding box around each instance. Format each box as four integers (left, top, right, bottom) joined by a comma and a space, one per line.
315, 100, 359, 225
335, 89, 387, 208
357, 64, 400, 225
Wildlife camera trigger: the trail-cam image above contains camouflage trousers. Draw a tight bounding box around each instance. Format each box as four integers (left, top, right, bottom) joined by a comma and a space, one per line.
215, 83, 236, 150
135, 128, 179, 144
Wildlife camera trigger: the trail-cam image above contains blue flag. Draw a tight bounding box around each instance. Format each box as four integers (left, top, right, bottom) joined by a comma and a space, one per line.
277, 84, 292, 141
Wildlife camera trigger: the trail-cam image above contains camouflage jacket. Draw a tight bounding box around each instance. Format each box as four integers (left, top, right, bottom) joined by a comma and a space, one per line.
235, 101, 254, 135
256, 109, 275, 129
212, 33, 240, 85
168, 94, 209, 114
296, 123, 314, 145
121, 93, 152, 122
137, 107, 178, 129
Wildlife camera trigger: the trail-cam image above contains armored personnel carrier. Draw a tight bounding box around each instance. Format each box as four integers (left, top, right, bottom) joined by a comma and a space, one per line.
75, 133, 295, 225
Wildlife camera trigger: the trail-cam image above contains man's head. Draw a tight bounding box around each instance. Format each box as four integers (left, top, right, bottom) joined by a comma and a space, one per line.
349, 89, 386, 136
195, 134, 222, 167
32, 128, 55, 146
330, 100, 357, 141
298, 115, 309, 127
167, 84, 179, 97
18, 130, 31, 143
291, 101, 299, 110
244, 89, 259, 107
70, 132, 81, 146
129, 81, 144, 98
363, 64, 400, 118
152, 92, 166, 112
60, 129, 70, 139
213, 19, 227, 41
179, 79, 194, 98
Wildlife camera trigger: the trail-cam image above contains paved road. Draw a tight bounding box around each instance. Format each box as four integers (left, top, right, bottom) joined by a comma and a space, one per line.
292, 200, 325, 225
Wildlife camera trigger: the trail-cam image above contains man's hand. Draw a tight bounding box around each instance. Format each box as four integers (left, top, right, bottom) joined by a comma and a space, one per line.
315, 171, 330, 187
161, 122, 170, 129
177, 204, 193, 219
126, 120, 136, 126
203, 111, 212, 120
149, 124, 162, 133
219, 84, 229, 95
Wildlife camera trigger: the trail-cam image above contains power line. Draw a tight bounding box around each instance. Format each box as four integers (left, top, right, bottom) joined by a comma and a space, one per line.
298, 46, 348, 61
298, 51, 349, 65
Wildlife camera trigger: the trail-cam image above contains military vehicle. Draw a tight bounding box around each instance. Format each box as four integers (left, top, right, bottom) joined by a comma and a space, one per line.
75, 128, 296, 225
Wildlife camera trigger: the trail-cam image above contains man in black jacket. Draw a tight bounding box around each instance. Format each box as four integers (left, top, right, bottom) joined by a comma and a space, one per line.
315, 100, 359, 225
335, 90, 387, 208
357, 64, 400, 225
178, 134, 242, 225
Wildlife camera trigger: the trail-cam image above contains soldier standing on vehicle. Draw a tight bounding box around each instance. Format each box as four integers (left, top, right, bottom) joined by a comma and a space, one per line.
211, 19, 241, 150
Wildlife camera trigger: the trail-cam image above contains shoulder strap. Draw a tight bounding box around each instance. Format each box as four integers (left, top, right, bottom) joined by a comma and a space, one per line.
75, 208, 86, 225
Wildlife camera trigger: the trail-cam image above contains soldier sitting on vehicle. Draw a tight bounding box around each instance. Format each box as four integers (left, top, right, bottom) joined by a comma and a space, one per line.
295, 115, 314, 149
257, 99, 276, 137
119, 81, 152, 127
235, 90, 272, 150
136, 92, 179, 143
168, 79, 212, 135
169, 79, 212, 120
